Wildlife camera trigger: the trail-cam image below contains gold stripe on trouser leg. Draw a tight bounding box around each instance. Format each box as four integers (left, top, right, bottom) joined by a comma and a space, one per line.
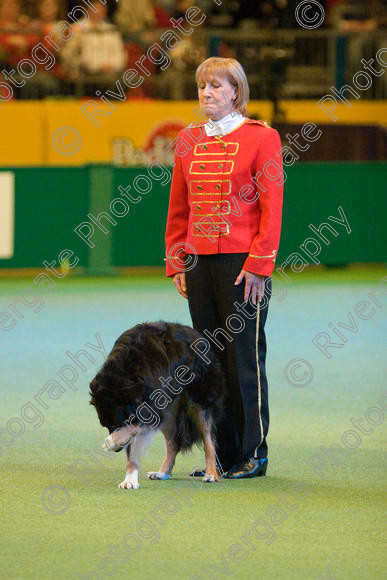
255, 304, 263, 457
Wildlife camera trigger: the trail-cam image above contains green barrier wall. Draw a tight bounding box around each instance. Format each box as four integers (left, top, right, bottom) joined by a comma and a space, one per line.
0, 162, 385, 270
0, 167, 89, 268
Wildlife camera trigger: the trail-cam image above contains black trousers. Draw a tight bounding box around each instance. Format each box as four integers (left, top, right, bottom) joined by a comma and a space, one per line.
186, 253, 271, 472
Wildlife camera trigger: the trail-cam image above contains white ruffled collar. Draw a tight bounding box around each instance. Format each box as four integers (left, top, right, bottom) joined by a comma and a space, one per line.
204, 111, 245, 137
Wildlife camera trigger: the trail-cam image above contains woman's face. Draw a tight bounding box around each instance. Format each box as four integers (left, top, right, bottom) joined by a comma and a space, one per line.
198, 74, 237, 121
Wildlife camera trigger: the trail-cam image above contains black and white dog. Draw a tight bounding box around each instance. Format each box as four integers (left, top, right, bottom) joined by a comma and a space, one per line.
89, 322, 226, 489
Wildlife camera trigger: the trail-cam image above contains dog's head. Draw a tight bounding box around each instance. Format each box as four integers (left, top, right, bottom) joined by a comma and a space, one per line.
89, 328, 167, 431
89, 371, 142, 433
89, 373, 144, 453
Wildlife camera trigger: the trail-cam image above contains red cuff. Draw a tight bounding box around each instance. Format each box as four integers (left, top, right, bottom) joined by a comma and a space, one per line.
243, 255, 276, 277
165, 255, 186, 277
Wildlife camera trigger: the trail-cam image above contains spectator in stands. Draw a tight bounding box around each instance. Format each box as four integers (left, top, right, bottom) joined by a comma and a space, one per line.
66, 0, 118, 21
151, 0, 172, 28
61, 0, 125, 93
21, 0, 64, 99
113, 0, 155, 31
18, 0, 64, 98
34, 0, 64, 33
0, 0, 36, 69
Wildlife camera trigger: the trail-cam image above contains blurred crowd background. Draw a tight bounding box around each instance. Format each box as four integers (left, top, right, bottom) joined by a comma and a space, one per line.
0, 0, 386, 101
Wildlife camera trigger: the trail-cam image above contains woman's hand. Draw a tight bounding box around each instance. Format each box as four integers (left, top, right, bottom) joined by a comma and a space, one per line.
173, 272, 188, 299
235, 270, 265, 305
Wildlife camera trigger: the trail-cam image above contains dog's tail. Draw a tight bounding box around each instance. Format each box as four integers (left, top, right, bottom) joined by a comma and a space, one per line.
174, 395, 202, 452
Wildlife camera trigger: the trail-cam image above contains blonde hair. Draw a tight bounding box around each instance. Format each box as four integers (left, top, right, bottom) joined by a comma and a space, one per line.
195, 57, 250, 117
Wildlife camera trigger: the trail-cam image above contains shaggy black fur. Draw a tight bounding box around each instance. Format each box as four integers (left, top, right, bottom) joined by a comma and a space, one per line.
89, 321, 225, 453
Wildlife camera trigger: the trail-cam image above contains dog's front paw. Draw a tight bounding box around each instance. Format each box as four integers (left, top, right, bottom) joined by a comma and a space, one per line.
118, 480, 140, 490
202, 473, 219, 483
104, 435, 121, 452
147, 471, 170, 480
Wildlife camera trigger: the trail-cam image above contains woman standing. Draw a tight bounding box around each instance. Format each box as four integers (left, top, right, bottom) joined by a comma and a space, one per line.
165, 57, 283, 479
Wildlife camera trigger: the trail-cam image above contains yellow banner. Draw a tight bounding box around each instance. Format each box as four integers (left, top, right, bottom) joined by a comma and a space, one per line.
0, 100, 385, 166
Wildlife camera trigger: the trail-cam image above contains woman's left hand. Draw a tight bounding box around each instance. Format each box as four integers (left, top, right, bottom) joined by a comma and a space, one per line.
234, 270, 265, 305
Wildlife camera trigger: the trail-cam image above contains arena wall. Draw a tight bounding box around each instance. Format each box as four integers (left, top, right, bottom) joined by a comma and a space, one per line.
0, 162, 385, 270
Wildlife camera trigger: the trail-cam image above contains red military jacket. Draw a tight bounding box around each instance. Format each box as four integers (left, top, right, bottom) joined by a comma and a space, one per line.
165, 119, 283, 277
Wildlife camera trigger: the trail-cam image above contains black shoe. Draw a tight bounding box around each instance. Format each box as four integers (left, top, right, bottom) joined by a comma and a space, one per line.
189, 460, 230, 477
224, 457, 268, 479
189, 469, 206, 477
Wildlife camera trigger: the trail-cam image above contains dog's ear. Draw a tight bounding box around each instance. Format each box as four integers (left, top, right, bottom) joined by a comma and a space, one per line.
89, 377, 114, 407
89, 378, 98, 393
89, 378, 98, 406
117, 381, 143, 405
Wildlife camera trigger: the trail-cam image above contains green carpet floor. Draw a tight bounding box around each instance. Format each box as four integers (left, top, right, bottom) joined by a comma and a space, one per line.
0, 267, 386, 579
